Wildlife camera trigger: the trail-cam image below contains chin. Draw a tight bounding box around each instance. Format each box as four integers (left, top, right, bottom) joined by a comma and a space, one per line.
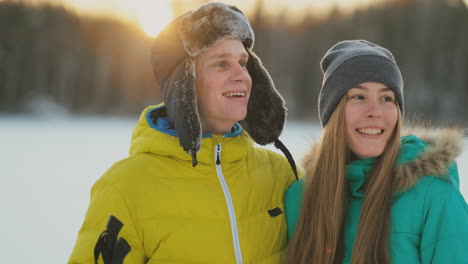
355, 149, 385, 159
229, 111, 247, 122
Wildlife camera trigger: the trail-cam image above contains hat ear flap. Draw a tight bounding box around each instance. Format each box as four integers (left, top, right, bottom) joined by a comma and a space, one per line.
241, 49, 286, 145
166, 59, 202, 158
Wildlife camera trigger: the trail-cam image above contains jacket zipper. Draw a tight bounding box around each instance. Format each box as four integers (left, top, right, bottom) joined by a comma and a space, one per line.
215, 143, 243, 264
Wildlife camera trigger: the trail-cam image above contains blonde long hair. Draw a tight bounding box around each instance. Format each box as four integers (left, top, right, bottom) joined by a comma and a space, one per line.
287, 97, 401, 264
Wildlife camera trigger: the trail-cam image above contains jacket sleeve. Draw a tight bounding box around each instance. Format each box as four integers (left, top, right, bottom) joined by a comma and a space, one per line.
68, 176, 146, 264
419, 175, 468, 263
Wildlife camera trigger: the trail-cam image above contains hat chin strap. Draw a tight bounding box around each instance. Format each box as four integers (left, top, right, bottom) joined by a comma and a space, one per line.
273, 139, 298, 181
191, 151, 198, 167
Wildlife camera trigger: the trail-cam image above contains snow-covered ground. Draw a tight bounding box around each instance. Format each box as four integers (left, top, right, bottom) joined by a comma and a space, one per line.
1, 116, 467, 263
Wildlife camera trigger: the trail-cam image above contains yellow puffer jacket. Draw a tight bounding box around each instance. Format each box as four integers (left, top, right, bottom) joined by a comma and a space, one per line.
69, 104, 297, 263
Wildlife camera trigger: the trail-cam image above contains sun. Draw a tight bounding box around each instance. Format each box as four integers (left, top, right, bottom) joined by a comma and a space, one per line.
131, 0, 174, 37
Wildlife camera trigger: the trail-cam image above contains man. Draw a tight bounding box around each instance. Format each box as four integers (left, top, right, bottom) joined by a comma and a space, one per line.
69, 3, 297, 263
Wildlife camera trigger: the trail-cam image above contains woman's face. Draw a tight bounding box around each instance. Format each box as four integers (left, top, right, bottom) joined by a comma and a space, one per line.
344, 82, 399, 158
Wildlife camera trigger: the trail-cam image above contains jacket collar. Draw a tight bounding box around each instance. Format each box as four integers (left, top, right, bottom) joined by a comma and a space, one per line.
346, 157, 375, 198
130, 104, 251, 165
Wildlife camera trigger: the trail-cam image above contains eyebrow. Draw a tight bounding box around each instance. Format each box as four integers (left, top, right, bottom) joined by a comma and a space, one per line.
353, 84, 392, 92
208, 52, 249, 60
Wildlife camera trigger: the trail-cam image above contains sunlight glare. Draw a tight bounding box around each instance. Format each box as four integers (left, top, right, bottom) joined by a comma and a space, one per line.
132, 0, 173, 37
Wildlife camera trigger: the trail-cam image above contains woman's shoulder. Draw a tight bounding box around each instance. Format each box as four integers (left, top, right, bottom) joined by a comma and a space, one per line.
395, 128, 464, 192
395, 160, 463, 206
395, 171, 467, 227
418, 173, 466, 206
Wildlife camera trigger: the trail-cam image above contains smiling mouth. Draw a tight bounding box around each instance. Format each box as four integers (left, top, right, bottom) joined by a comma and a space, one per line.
356, 128, 384, 135
223, 92, 246, 98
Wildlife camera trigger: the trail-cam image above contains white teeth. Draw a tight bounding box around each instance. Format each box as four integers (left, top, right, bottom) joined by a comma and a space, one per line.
224, 92, 245, 98
357, 128, 383, 135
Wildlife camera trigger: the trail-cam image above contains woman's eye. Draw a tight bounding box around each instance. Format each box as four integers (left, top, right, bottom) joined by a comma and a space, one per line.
350, 95, 365, 100
239, 60, 248, 68
382, 96, 395, 102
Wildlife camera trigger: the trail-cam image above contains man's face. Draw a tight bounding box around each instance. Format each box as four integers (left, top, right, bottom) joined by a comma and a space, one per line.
195, 39, 252, 134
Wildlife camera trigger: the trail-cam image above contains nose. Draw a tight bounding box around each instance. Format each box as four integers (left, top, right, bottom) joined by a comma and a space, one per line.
364, 101, 383, 118
231, 64, 252, 83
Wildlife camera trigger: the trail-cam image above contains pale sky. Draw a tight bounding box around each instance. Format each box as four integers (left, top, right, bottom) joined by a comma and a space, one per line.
21, 0, 468, 36
24, 0, 386, 36
41, 0, 385, 18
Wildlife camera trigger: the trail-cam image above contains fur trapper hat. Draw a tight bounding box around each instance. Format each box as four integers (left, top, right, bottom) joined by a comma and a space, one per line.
151, 2, 287, 165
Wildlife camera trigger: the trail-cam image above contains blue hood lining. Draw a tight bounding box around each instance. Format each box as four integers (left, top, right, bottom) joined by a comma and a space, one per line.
145, 106, 243, 138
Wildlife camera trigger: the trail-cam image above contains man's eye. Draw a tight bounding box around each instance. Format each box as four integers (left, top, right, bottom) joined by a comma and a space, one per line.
239, 60, 248, 68
215, 61, 227, 68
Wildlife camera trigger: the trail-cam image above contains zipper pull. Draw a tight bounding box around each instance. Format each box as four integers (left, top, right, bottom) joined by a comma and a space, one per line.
216, 144, 222, 165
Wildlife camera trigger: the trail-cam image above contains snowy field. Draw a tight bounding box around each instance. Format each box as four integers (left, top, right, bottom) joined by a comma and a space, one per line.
1, 115, 467, 263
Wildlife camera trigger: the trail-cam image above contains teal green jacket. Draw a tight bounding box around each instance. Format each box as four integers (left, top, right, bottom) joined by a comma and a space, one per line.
285, 132, 468, 263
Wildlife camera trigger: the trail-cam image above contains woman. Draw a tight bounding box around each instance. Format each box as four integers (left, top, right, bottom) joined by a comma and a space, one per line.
285, 40, 468, 264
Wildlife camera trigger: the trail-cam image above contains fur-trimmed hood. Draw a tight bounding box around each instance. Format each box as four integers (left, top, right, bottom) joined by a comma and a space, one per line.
302, 128, 465, 192
395, 128, 464, 190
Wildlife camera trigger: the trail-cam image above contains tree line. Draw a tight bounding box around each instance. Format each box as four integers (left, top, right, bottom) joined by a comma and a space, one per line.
0, 0, 467, 124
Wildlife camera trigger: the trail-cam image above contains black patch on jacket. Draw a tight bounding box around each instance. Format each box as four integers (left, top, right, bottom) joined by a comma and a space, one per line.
268, 207, 283, 217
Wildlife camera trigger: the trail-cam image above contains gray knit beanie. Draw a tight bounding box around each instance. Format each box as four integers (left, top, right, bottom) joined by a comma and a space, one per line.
318, 40, 404, 126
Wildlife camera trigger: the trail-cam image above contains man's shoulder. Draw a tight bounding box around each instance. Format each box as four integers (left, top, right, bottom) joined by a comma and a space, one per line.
251, 146, 296, 170
98, 153, 169, 185
249, 146, 290, 164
